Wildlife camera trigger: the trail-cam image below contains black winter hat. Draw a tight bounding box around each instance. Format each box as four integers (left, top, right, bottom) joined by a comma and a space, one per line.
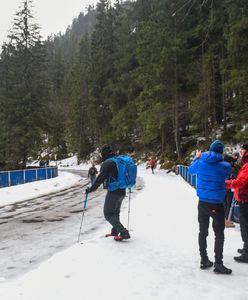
241, 143, 248, 151
100, 144, 114, 158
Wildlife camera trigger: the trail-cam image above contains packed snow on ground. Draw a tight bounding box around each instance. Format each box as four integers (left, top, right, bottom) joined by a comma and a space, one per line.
0, 166, 248, 300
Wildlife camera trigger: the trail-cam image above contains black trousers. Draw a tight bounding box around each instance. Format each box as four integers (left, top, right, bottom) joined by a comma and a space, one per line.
239, 203, 248, 252
198, 201, 225, 263
104, 189, 126, 232
224, 189, 234, 219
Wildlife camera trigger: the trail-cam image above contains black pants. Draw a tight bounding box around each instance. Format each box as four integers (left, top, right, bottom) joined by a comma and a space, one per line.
239, 203, 248, 252
224, 190, 234, 219
104, 189, 126, 232
198, 201, 225, 263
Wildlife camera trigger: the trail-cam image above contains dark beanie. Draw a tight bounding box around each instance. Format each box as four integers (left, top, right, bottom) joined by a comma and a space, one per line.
209, 140, 224, 154
241, 143, 248, 151
100, 144, 114, 158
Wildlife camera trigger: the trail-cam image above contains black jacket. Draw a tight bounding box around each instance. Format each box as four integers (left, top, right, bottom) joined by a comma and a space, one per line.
88, 166, 98, 177
87, 154, 125, 194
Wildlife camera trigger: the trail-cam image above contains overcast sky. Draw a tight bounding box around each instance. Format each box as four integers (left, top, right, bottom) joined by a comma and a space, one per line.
0, 0, 98, 46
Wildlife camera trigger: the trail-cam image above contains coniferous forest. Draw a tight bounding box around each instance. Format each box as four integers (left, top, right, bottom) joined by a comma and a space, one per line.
0, 0, 248, 169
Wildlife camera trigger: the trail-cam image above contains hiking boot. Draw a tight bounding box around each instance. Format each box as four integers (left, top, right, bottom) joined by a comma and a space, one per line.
120, 228, 130, 239
105, 228, 119, 237
111, 228, 119, 236
234, 253, 248, 263
200, 258, 214, 270
114, 235, 124, 241
114, 229, 130, 241
213, 263, 232, 275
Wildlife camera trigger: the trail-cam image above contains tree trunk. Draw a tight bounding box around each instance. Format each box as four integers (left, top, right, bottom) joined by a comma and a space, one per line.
222, 73, 227, 132
173, 14, 182, 161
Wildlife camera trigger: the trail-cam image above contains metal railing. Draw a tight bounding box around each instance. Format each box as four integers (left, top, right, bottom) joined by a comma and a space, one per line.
0, 167, 58, 188
178, 165, 197, 188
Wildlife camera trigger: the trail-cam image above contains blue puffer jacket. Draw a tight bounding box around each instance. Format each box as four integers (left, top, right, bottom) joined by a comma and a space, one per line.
189, 151, 231, 203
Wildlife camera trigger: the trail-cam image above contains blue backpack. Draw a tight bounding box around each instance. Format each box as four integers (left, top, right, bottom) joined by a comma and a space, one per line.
107, 155, 137, 191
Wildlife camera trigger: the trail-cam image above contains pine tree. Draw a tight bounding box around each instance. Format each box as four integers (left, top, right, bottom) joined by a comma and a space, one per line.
104, 0, 139, 149
225, 0, 248, 141
64, 34, 94, 158
0, 0, 50, 168
90, 0, 115, 144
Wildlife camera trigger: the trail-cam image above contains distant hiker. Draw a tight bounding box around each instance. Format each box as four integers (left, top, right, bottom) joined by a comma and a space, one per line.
39, 160, 45, 167
226, 143, 248, 263
85, 144, 137, 241
189, 140, 232, 274
149, 158, 156, 174
166, 165, 179, 175
88, 163, 98, 186
223, 152, 240, 228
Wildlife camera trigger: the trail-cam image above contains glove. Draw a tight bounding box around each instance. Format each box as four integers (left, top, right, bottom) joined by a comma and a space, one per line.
85, 187, 91, 194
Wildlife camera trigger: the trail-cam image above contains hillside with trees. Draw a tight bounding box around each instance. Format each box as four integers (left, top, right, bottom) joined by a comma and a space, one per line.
0, 0, 248, 169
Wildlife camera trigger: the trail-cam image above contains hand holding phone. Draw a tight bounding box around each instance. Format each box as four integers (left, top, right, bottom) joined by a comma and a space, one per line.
196, 149, 202, 158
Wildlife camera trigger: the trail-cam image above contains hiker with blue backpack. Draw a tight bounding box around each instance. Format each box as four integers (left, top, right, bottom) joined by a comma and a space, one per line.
85, 144, 137, 241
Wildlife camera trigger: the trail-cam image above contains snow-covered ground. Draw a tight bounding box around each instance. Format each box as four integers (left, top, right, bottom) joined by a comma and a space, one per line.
0, 165, 248, 299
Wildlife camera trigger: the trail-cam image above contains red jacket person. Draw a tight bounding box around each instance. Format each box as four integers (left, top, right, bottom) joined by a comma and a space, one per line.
226, 143, 248, 263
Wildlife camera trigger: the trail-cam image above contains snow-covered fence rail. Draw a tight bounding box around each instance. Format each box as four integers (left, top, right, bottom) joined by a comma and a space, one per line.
178, 165, 197, 188
0, 167, 58, 188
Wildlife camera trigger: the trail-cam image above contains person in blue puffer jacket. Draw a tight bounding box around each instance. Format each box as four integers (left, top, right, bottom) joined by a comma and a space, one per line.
189, 140, 232, 274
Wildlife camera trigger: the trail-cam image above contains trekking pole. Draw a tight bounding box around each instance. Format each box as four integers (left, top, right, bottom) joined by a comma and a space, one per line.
127, 188, 131, 230
77, 193, 88, 243
227, 193, 236, 222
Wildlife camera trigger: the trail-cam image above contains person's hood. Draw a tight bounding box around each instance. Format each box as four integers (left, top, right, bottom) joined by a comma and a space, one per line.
241, 150, 248, 164
102, 153, 115, 162
201, 151, 223, 164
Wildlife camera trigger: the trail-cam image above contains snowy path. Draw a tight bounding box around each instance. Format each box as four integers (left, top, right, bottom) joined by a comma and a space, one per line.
0, 167, 248, 300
